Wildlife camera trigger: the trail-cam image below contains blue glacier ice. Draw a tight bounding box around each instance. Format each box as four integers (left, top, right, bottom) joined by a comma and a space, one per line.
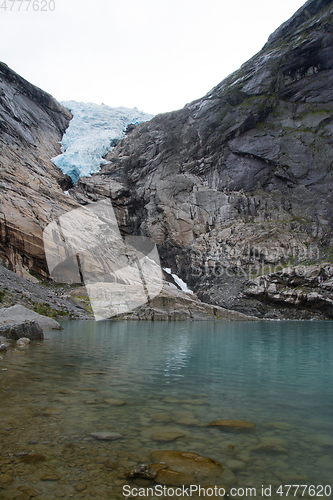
52, 101, 153, 183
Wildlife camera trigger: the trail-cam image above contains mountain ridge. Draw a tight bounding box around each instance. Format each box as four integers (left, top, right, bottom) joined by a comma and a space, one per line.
1, 0, 333, 319
72, 0, 333, 319
0, 62, 78, 278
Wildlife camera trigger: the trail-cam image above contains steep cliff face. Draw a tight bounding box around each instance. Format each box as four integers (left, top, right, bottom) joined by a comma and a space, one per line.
0, 63, 78, 279
73, 0, 333, 319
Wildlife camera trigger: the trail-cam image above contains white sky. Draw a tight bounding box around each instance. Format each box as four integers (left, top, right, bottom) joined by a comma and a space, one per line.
0, 0, 306, 115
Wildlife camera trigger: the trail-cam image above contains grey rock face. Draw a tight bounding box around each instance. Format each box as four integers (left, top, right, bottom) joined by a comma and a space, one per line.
116, 282, 258, 321
0, 304, 62, 331
0, 320, 43, 340
72, 1, 333, 319
1, 2, 333, 321
266, 0, 333, 47
245, 263, 333, 318
0, 62, 78, 279
0, 263, 93, 320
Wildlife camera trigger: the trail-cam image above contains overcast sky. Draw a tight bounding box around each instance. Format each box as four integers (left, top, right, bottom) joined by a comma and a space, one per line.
1, 0, 306, 115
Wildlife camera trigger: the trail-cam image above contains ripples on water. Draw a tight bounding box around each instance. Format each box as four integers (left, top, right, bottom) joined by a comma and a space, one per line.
0, 321, 332, 499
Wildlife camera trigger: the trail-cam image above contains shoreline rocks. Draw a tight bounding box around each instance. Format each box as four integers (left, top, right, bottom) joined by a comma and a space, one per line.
16, 337, 31, 347
0, 320, 43, 340
0, 305, 62, 331
114, 285, 259, 321
126, 465, 157, 480
149, 450, 224, 480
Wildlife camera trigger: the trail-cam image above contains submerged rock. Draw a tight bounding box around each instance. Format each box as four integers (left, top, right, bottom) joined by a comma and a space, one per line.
224, 459, 247, 471
151, 414, 173, 423
0, 472, 13, 487
20, 453, 46, 464
90, 432, 123, 441
149, 450, 224, 480
40, 474, 61, 481
264, 422, 293, 431
252, 443, 288, 453
126, 464, 157, 479
252, 436, 289, 453
16, 337, 30, 348
151, 431, 185, 442
149, 463, 168, 473
176, 416, 202, 426
307, 433, 333, 446
209, 420, 256, 431
74, 483, 87, 492
155, 469, 194, 487
103, 461, 118, 469
104, 398, 126, 406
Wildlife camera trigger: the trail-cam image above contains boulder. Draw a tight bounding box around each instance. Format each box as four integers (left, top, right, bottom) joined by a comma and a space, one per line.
126, 464, 157, 479
155, 469, 194, 487
0, 305, 61, 331
0, 320, 43, 340
149, 450, 224, 481
16, 337, 31, 347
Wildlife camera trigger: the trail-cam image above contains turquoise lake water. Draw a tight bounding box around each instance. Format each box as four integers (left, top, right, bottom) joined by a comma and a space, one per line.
0, 320, 332, 499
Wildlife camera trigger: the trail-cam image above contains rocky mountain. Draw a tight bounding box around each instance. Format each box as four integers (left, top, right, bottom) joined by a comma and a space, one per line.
0, 62, 79, 280
0, 64, 252, 321
1, 0, 333, 320
72, 0, 333, 319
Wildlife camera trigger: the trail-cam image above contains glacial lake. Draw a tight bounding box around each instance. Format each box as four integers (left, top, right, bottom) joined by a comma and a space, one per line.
0, 320, 332, 499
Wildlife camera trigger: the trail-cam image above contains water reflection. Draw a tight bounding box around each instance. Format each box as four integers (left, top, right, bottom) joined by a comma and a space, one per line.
0, 320, 332, 499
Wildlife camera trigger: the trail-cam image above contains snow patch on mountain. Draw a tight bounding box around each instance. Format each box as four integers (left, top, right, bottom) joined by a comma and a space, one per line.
164, 268, 194, 294
52, 101, 153, 182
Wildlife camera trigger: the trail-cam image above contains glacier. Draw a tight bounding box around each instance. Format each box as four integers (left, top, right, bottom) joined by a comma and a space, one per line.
52, 101, 153, 183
